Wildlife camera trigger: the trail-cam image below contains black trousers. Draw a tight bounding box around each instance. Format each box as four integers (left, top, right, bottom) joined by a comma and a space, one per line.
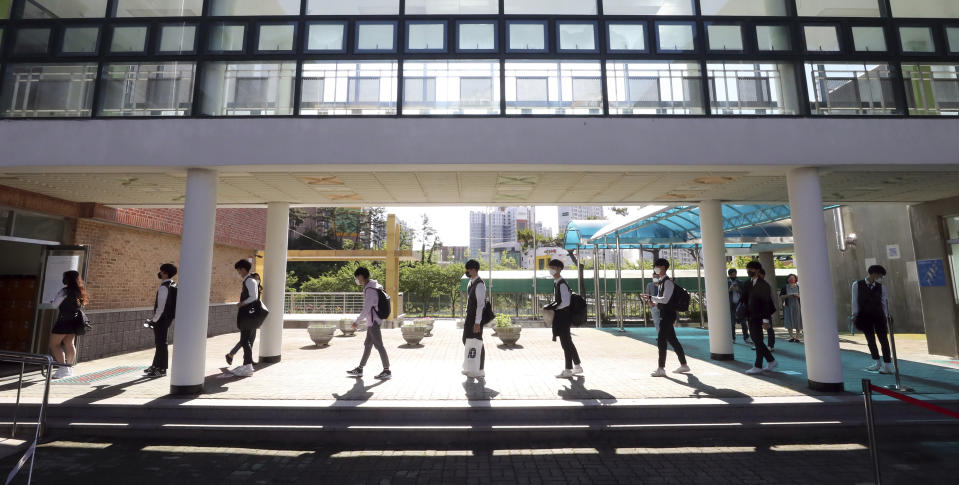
766, 323, 776, 348
239, 328, 256, 366
359, 324, 390, 369
862, 324, 892, 363
730, 306, 749, 340
749, 320, 775, 368
558, 333, 581, 369
151, 322, 170, 370
463, 323, 485, 370
657, 311, 687, 369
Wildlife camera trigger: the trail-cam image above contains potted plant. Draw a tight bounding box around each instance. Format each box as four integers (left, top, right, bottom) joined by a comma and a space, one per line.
494, 314, 522, 346
400, 321, 428, 346
338, 318, 356, 337
307, 323, 336, 347
414, 318, 435, 336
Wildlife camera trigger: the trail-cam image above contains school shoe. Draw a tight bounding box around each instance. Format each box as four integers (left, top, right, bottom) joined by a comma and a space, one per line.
146, 368, 166, 378
673, 365, 691, 374
865, 361, 882, 372
230, 364, 254, 377
650, 368, 667, 378
225, 353, 234, 366
763, 361, 779, 372
51, 367, 67, 379
142, 366, 156, 375
63, 366, 73, 377
375, 370, 392, 380
879, 363, 893, 375
745, 367, 764, 375
556, 369, 574, 378
572, 365, 584, 375
347, 367, 363, 377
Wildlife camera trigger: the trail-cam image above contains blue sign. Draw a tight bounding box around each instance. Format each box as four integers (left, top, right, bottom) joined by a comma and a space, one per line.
917, 259, 947, 288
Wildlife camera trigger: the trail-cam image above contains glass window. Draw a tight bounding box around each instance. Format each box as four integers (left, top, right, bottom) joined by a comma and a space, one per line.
606, 61, 703, 115
158, 25, 196, 53
406, 0, 497, 14
890, 0, 959, 19
14, 28, 51, 56
707, 62, 799, 115
209, 24, 246, 52
603, 0, 693, 15
10, 213, 64, 241
258, 24, 295, 52
210, 0, 300, 15
558, 23, 597, 52
804, 63, 897, 115
707, 25, 743, 52
508, 22, 547, 52
756, 25, 790, 51
900, 27, 936, 53
852, 27, 887, 52
902, 64, 959, 116
356, 22, 396, 52
116, 0, 203, 17
300, 61, 398, 115
796, 0, 880, 17
99, 62, 196, 116
504, 0, 596, 15
458, 22, 496, 52
408, 22, 446, 52
949, 27, 959, 53
608, 23, 647, 52
111, 26, 147, 53
657, 23, 695, 52
1, 63, 98, 117
307, 0, 399, 15
505, 61, 603, 115
307, 23, 346, 52
700, 0, 787, 16
804, 25, 840, 52
23, 0, 108, 18
62, 27, 100, 54
201, 61, 296, 116
402, 60, 500, 115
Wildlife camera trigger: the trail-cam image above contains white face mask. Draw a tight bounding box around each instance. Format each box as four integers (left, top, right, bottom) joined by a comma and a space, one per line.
549, 268, 559, 276
355, 277, 362, 286
653, 277, 661, 283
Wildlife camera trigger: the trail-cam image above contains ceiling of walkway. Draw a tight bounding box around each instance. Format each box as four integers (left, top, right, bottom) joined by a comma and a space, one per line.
2, 167, 959, 207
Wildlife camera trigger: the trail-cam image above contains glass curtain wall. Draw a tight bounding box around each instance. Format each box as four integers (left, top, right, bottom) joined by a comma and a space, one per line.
99, 62, 196, 116
707, 62, 800, 115
902, 64, 959, 116
805, 63, 897, 115
300, 61, 398, 115
201, 62, 296, 115
402, 60, 501, 115
504, 61, 603, 115
1, 63, 98, 117
606, 61, 704, 114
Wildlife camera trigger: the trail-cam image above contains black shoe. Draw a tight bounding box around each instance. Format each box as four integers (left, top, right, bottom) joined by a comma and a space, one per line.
142, 366, 155, 375
146, 368, 166, 378
769, 347, 775, 352
375, 370, 392, 380
225, 353, 234, 366
347, 367, 363, 377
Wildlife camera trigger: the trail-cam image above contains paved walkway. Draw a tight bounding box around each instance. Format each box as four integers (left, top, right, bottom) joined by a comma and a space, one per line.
2, 320, 957, 405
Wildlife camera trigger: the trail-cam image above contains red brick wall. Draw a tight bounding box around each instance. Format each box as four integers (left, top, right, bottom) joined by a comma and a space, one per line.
94, 207, 267, 250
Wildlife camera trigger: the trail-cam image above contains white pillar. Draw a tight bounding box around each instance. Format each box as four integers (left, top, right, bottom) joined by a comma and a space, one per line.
170, 169, 217, 395
759, 251, 780, 325
259, 202, 290, 363
787, 167, 844, 391
700, 200, 733, 360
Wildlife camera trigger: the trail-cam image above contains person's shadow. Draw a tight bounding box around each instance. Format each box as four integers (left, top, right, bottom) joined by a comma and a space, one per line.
557, 376, 617, 404
332, 377, 386, 403
462, 377, 499, 402
665, 373, 752, 401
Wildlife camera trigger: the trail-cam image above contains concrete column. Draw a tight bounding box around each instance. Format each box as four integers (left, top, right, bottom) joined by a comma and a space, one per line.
700, 200, 733, 360
787, 167, 844, 392
170, 169, 218, 395
759, 251, 780, 324
259, 202, 290, 363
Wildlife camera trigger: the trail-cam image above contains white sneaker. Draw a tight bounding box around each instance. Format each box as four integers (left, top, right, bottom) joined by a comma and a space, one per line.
673, 365, 691, 374
51, 367, 66, 379
461, 369, 471, 376
879, 363, 893, 375
230, 364, 254, 377
650, 368, 667, 378
866, 361, 882, 372
745, 367, 764, 375
763, 361, 779, 372
556, 369, 574, 378
475, 370, 485, 378
572, 365, 584, 375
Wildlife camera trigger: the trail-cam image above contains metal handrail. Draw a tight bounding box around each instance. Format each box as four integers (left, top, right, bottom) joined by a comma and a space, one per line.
2, 350, 61, 485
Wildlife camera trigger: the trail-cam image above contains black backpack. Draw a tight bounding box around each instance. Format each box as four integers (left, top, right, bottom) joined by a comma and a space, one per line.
167, 283, 178, 315
668, 283, 691, 312
374, 288, 391, 320
561, 281, 588, 327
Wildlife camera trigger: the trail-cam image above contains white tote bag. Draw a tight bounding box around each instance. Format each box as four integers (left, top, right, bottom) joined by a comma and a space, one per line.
463, 338, 483, 375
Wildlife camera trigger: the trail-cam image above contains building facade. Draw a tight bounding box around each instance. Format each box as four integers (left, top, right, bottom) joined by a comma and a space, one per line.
559, 207, 605, 232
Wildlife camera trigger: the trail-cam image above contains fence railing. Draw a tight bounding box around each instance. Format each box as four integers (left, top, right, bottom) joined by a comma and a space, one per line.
285, 292, 405, 315
2, 350, 59, 485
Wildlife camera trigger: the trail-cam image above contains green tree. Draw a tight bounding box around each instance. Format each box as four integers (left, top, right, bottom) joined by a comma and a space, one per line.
438, 264, 466, 317
610, 207, 630, 217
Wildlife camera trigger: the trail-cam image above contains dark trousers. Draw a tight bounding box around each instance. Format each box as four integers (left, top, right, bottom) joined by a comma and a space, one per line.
359, 324, 390, 369
749, 320, 775, 368
657, 311, 687, 369
463, 324, 485, 370
558, 333, 581, 369
766, 323, 776, 348
151, 322, 170, 370
862, 324, 892, 363
731, 306, 749, 340
239, 328, 256, 366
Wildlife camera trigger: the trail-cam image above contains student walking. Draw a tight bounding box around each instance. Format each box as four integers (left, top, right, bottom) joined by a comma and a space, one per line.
642, 258, 690, 377
545, 259, 582, 378
346, 267, 392, 380
144, 263, 177, 378
228, 260, 260, 377
781, 274, 803, 342
728, 268, 749, 344
48, 271, 88, 379
758, 267, 777, 351
462, 259, 487, 379
743, 261, 777, 375
225, 273, 260, 365
852, 265, 893, 374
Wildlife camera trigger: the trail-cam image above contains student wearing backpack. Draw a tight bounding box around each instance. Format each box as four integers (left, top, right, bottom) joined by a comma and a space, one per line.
641, 258, 690, 377
346, 267, 392, 380
144, 263, 177, 378
462, 259, 487, 378
742, 261, 778, 375
545, 259, 583, 378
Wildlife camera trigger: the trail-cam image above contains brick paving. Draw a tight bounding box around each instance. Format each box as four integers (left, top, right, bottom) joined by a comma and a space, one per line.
1, 321, 958, 403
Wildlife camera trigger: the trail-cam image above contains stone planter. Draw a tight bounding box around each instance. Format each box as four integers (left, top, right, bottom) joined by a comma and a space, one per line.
496, 325, 522, 346
307, 324, 336, 347
338, 319, 356, 337
401, 325, 427, 346
413, 318, 435, 337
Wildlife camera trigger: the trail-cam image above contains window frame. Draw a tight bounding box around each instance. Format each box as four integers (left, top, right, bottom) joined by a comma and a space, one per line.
254, 21, 298, 54
304, 21, 348, 54
655, 21, 698, 55
405, 20, 448, 54
705, 22, 745, 54
802, 23, 842, 55
155, 22, 198, 55
606, 21, 649, 54
455, 20, 498, 54
354, 20, 399, 54
207, 22, 248, 55
506, 20, 549, 54
556, 21, 599, 54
